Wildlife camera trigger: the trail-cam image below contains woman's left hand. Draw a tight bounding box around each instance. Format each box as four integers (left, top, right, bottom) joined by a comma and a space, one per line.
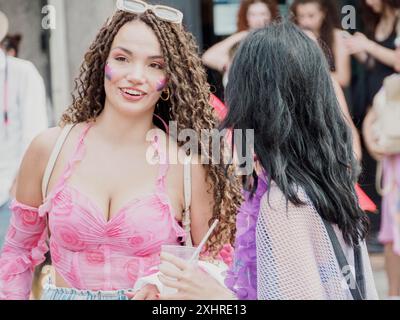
158, 252, 236, 300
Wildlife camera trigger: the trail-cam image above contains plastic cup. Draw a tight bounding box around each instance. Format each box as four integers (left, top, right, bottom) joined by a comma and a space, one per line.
160, 245, 198, 295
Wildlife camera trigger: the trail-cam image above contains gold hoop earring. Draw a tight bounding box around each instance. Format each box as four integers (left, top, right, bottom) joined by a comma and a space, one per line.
160, 88, 170, 101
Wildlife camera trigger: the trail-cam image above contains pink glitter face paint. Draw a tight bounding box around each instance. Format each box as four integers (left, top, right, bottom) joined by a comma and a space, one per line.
105, 63, 113, 81
156, 78, 168, 92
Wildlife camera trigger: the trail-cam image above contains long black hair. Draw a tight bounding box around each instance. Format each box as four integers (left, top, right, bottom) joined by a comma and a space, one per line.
222, 21, 369, 245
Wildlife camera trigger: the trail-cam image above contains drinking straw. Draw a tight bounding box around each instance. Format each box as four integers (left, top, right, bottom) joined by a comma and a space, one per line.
189, 219, 219, 263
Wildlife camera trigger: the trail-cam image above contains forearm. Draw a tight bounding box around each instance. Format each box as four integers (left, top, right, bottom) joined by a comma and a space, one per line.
202, 33, 246, 72
366, 40, 397, 68
332, 41, 351, 88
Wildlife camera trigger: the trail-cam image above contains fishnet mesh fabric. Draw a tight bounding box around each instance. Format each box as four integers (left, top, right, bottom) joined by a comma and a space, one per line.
256, 183, 378, 300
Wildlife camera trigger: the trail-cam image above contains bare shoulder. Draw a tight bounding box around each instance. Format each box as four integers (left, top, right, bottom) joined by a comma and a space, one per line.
25, 127, 63, 165
16, 127, 63, 206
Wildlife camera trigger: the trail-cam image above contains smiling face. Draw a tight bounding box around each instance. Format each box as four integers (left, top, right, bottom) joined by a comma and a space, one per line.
296, 2, 325, 35
104, 19, 167, 117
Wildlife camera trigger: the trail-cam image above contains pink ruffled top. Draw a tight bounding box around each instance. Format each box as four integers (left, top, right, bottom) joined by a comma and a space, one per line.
0, 123, 186, 299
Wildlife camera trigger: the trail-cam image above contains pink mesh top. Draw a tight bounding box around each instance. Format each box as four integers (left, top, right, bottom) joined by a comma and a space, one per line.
0, 123, 187, 299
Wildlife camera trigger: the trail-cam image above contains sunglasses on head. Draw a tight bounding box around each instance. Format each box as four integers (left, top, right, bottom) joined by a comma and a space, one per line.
116, 0, 183, 24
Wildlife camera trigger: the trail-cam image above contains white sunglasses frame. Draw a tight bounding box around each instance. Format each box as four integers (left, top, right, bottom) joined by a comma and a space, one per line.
115, 0, 183, 24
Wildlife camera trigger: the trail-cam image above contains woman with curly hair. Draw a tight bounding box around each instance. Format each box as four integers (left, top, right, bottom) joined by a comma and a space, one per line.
0, 1, 241, 300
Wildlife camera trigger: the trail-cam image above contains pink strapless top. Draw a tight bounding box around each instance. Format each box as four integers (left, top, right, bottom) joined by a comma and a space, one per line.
0, 123, 186, 299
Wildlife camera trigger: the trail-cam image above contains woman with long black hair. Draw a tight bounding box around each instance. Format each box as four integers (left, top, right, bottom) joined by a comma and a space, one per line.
157, 21, 378, 300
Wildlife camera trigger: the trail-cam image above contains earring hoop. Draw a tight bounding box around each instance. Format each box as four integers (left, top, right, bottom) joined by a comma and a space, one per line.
160, 88, 170, 101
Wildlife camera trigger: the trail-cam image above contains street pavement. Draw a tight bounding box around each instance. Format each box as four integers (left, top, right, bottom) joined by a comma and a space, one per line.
370, 253, 387, 299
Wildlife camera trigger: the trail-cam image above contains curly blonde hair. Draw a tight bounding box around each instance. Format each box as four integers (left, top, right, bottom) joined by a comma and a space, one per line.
60, 10, 243, 257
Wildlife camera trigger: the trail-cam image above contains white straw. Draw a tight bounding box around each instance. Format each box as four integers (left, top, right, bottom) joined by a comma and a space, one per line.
189, 219, 219, 263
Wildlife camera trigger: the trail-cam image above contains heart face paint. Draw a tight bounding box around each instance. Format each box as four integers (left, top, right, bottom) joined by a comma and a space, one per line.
105, 63, 113, 81
156, 78, 168, 92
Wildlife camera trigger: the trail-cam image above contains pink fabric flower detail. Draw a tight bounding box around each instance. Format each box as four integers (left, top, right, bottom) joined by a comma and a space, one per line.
53, 225, 86, 251
86, 250, 105, 265
21, 210, 39, 226
129, 235, 145, 246
23, 235, 41, 248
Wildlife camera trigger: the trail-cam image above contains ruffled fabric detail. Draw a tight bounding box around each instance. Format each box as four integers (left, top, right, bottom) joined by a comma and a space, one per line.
156, 192, 187, 242
0, 255, 33, 281
0, 202, 49, 282
0, 241, 48, 282
30, 234, 49, 266
225, 174, 268, 300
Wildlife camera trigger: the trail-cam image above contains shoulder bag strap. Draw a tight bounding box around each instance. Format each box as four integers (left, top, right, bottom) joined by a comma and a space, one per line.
323, 220, 365, 300
41, 124, 75, 200
182, 155, 193, 247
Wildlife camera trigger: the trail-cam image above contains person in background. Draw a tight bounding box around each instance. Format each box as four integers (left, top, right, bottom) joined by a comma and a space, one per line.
291, 0, 351, 89
362, 36, 400, 298
202, 0, 279, 74
0, 10, 48, 251
344, 0, 400, 254
0, 34, 22, 57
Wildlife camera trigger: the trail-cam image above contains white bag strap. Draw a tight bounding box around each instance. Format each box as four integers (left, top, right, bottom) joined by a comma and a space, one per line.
182, 155, 193, 247
41, 124, 75, 200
